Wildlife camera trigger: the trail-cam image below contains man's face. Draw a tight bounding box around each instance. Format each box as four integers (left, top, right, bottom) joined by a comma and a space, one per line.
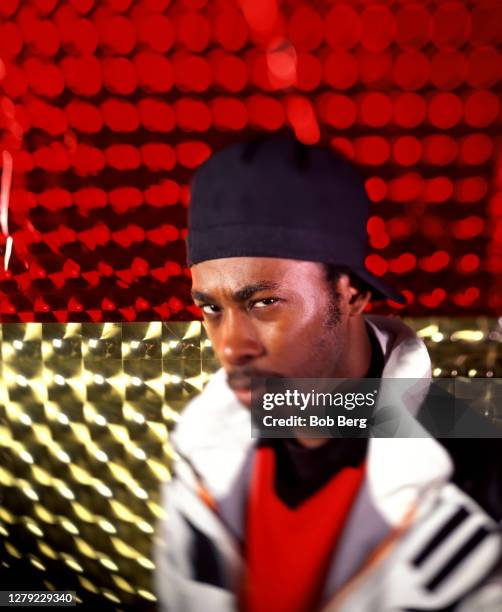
190, 257, 351, 407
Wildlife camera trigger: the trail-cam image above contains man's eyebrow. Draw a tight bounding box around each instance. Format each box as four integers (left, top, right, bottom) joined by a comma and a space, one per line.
233, 281, 281, 302
191, 282, 281, 304
191, 290, 214, 303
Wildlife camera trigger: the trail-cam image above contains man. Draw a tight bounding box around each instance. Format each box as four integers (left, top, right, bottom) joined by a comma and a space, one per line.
155, 136, 502, 611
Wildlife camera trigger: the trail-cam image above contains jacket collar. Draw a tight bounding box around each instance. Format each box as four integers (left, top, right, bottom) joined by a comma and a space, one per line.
364, 315, 452, 525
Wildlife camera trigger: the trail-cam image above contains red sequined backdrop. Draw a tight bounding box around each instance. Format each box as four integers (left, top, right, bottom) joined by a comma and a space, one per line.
0, 0, 501, 322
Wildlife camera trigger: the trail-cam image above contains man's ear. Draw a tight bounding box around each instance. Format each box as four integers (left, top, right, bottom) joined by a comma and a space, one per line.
337, 274, 371, 315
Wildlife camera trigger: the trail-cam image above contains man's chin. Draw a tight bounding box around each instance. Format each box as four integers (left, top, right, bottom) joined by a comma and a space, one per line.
232, 387, 252, 407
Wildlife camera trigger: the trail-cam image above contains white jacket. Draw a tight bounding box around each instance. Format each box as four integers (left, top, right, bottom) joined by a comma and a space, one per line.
155, 315, 502, 611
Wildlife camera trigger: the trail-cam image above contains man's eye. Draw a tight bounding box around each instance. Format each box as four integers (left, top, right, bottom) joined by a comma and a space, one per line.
201, 304, 220, 315
252, 298, 279, 309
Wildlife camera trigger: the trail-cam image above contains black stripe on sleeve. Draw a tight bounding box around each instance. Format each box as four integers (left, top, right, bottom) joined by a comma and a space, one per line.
424, 526, 490, 592
412, 507, 469, 567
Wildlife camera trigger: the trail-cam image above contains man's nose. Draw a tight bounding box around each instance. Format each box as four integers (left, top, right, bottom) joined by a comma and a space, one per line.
218, 310, 264, 366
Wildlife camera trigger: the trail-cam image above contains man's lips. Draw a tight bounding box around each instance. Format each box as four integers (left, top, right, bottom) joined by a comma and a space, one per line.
227, 378, 252, 391
226, 371, 284, 407
227, 370, 283, 391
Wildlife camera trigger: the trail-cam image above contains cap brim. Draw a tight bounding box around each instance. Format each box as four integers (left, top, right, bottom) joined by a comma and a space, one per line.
353, 268, 407, 305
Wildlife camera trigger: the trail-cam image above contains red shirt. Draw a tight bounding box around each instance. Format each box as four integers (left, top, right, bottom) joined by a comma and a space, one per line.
242, 445, 365, 612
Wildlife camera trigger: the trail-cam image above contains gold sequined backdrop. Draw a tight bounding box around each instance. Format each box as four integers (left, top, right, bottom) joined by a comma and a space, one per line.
1, 318, 501, 610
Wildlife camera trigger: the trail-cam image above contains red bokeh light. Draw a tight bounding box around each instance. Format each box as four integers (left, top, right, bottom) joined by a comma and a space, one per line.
393, 51, 429, 90
424, 177, 454, 203
247, 95, 285, 130
248, 51, 273, 91
463, 91, 500, 128
176, 141, 211, 168
365, 254, 388, 277
39, 188, 72, 212
174, 99, 211, 132
455, 177, 488, 203
0, 22, 24, 59
24, 58, 65, 97
428, 93, 463, 129
324, 50, 358, 90
420, 251, 450, 272
0, 0, 20, 18
173, 53, 212, 92
296, 54, 322, 91
105, 145, 141, 171
459, 134, 493, 166
452, 216, 484, 240
451, 287, 480, 307
176, 12, 211, 52
138, 98, 175, 132
430, 50, 466, 90
431, 2, 470, 49
317, 93, 356, 130
22, 18, 61, 56
389, 253, 417, 274
388, 173, 423, 202
101, 99, 139, 132
325, 5, 360, 50
393, 136, 422, 167
66, 100, 103, 133
97, 14, 136, 54
419, 288, 446, 308
365, 177, 387, 203
212, 51, 248, 92
102, 58, 137, 95
357, 50, 392, 88
33, 143, 69, 172
471, 5, 502, 47
393, 93, 426, 128
72, 144, 106, 176
213, 7, 248, 51
354, 136, 390, 166
27, 99, 67, 135
109, 187, 143, 214
367, 215, 390, 250
59, 18, 98, 54
141, 143, 176, 171
359, 93, 392, 128
395, 5, 430, 49
74, 188, 107, 213
361, 5, 394, 53
458, 254, 480, 274
136, 13, 174, 53
134, 52, 173, 93
422, 135, 457, 166
144, 180, 180, 207
387, 217, 415, 240
466, 47, 502, 88
2, 63, 28, 99
288, 6, 323, 52
211, 97, 247, 131
61, 55, 102, 96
